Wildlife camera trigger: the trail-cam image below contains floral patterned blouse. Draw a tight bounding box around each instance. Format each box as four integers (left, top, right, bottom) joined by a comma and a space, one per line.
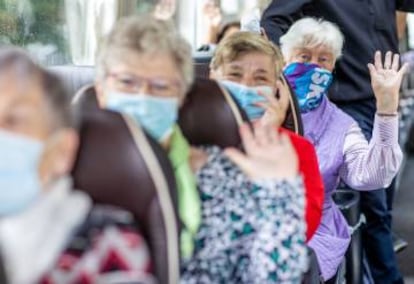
181, 147, 308, 284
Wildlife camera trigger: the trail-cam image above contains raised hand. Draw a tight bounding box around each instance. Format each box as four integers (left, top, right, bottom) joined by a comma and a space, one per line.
225, 123, 299, 181
368, 51, 409, 115
153, 0, 176, 21
256, 80, 289, 128
203, 0, 222, 30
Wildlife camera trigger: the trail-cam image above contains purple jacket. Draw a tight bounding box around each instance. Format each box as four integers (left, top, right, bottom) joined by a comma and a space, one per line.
302, 95, 354, 280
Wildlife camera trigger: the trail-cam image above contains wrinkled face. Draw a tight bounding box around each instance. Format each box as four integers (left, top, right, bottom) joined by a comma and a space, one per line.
287, 44, 336, 71
96, 51, 186, 106
0, 70, 78, 187
211, 51, 289, 118
212, 52, 277, 87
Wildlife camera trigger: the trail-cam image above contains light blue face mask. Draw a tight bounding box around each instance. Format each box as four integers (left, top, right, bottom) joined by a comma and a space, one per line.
0, 130, 43, 215
106, 92, 179, 142
220, 80, 274, 121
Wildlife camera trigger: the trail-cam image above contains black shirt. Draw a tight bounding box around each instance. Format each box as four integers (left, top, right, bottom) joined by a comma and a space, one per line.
261, 0, 414, 103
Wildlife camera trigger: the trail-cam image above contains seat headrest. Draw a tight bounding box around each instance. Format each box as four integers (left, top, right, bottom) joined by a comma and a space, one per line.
193, 52, 212, 78
281, 74, 304, 136
48, 66, 95, 97
71, 109, 179, 284
178, 78, 248, 148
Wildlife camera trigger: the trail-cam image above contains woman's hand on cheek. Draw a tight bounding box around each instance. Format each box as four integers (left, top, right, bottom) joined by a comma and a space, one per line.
224, 123, 298, 181
256, 81, 287, 128
368, 51, 409, 115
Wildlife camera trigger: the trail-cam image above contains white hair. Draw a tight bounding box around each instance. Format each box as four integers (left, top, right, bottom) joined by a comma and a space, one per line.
280, 17, 344, 61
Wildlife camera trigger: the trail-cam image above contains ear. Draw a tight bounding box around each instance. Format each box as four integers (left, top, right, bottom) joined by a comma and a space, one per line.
94, 80, 106, 108
39, 129, 79, 186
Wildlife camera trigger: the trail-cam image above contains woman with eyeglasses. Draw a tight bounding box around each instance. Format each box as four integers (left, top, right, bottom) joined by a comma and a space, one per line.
94, 15, 308, 283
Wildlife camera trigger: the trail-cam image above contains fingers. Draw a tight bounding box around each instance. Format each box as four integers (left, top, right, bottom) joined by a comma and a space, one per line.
367, 63, 377, 78
374, 51, 382, 70
398, 62, 410, 76
224, 148, 251, 173
254, 121, 273, 146
239, 123, 257, 154
384, 51, 392, 69
391, 53, 400, 71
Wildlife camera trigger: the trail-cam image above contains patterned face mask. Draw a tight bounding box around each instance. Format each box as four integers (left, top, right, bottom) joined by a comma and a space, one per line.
284, 62, 333, 113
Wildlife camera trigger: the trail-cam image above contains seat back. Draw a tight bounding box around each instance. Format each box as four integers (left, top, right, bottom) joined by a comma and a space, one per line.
178, 78, 248, 148
48, 66, 95, 97
281, 74, 304, 136
71, 109, 179, 284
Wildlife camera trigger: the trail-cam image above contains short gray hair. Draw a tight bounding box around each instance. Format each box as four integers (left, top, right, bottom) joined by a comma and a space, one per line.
280, 17, 344, 61
0, 47, 75, 130
96, 15, 194, 93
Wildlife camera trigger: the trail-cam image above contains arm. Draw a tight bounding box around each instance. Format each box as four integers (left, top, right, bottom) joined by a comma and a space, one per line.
339, 117, 403, 190
340, 51, 406, 190
260, 0, 312, 44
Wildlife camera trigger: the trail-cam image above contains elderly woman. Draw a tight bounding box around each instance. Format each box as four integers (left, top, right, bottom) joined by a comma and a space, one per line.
209, 31, 324, 241
95, 16, 308, 283
0, 49, 154, 284
280, 17, 405, 281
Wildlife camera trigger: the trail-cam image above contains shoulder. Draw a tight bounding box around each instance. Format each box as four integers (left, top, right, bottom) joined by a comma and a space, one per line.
280, 128, 315, 152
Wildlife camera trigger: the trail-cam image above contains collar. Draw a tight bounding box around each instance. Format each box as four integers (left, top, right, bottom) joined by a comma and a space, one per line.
0, 177, 91, 284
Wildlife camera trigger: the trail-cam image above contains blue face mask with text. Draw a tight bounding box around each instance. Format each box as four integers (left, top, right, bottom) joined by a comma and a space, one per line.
284, 62, 333, 113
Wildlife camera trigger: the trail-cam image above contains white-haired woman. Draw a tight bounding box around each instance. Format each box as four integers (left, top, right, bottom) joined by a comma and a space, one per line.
280, 17, 406, 281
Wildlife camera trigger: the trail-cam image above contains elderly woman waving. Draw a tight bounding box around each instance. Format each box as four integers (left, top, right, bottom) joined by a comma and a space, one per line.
280, 18, 406, 281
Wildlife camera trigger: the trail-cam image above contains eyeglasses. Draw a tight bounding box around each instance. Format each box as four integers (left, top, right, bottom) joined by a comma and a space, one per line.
106, 72, 183, 97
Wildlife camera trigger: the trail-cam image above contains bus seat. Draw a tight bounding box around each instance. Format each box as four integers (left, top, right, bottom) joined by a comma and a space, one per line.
72, 109, 180, 284
48, 66, 95, 97
72, 84, 100, 112
193, 51, 212, 78
178, 78, 248, 148
282, 74, 304, 136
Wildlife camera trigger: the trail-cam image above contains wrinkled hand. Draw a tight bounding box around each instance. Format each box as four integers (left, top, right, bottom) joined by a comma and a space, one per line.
257, 80, 289, 128
203, 0, 222, 29
225, 123, 299, 181
368, 51, 409, 114
153, 0, 176, 20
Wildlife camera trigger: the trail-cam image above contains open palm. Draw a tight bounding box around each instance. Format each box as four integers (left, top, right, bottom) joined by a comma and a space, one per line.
225, 123, 298, 181
368, 51, 409, 114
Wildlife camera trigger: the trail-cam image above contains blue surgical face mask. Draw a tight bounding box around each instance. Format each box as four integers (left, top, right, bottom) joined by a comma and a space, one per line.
220, 80, 274, 121
106, 92, 179, 142
0, 130, 43, 215
283, 62, 333, 113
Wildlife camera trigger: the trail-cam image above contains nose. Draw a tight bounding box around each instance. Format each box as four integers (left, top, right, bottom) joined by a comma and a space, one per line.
309, 56, 319, 66
137, 80, 151, 94
240, 74, 255, 87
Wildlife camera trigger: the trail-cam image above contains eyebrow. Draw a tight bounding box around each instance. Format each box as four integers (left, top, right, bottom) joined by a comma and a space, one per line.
227, 64, 243, 70
254, 69, 270, 75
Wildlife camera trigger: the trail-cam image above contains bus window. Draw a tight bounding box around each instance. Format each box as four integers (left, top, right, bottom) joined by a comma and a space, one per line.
0, 0, 272, 66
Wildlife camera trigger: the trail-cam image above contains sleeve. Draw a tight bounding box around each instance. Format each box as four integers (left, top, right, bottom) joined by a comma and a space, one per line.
298, 141, 324, 241
396, 0, 414, 12
260, 0, 313, 44
339, 115, 403, 190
